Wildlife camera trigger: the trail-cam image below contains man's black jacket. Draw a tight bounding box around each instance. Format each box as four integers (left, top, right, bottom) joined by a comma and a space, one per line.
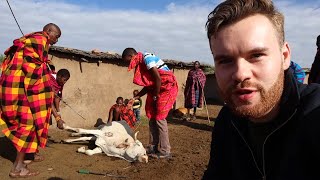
203, 71, 320, 180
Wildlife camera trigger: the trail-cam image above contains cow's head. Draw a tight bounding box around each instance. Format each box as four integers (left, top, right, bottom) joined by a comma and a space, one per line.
124, 131, 148, 163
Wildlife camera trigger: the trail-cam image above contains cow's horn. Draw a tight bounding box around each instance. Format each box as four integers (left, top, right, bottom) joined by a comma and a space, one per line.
134, 131, 139, 141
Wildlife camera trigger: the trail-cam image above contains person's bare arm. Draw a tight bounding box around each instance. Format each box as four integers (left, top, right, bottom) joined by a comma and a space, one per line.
51, 104, 64, 129
135, 87, 148, 99
107, 107, 113, 124
54, 96, 60, 112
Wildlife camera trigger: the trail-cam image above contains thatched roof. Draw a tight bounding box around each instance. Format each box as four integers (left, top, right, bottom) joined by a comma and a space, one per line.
49, 46, 213, 69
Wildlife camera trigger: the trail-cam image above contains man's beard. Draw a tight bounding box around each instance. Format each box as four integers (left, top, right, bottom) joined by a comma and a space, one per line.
221, 71, 284, 120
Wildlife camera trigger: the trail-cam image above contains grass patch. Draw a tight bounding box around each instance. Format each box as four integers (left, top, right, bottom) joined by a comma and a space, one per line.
139, 115, 149, 126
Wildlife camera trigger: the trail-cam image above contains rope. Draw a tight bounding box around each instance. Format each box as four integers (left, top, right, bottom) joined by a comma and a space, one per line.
6, 0, 24, 36
134, 120, 142, 131
57, 95, 87, 121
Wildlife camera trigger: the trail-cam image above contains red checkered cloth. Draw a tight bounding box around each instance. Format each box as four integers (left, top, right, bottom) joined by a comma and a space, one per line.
128, 52, 178, 120
0, 31, 53, 153
184, 68, 206, 108
109, 103, 136, 128
120, 105, 136, 129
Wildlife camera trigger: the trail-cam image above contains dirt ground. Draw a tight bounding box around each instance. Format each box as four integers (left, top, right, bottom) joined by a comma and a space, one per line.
0, 105, 222, 180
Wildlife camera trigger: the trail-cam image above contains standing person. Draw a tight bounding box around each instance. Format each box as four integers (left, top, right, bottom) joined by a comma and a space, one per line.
0, 23, 61, 178
122, 48, 178, 159
203, 0, 320, 179
308, 35, 320, 84
132, 89, 142, 123
184, 61, 206, 120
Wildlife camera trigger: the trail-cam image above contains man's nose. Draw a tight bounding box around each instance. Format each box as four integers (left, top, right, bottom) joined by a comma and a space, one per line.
231, 58, 252, 83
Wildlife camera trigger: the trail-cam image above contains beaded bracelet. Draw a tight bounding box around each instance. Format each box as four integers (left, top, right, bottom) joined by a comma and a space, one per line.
55, 116, 61, 121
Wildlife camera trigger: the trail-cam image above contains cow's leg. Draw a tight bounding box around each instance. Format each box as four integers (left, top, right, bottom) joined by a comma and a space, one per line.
70, 132, 82, 137
63, 124, 103, 136
85, 147, 103, 156
76, 129, 104, 136
63, 124, 79, 132
63, 136, 94, 143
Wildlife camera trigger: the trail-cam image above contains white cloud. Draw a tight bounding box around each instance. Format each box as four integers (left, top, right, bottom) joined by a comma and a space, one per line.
276, 1, 320, 68
0, 0, 319, 68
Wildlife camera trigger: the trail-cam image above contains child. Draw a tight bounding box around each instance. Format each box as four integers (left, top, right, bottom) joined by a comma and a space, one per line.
107, 97, 136, 128
107, 97, 124, 124
132, 90, 142, 122
50, 68, 70, 129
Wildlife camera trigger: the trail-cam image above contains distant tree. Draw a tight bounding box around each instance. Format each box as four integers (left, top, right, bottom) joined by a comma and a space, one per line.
203, 66, 215, 74
0, 54, 5, 64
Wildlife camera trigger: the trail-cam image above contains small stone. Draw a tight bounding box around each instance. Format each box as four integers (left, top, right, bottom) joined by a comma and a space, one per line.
48, 168, 54, 171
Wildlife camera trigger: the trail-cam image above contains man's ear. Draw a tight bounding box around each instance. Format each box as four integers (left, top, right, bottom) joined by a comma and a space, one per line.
282, 42, 291, 70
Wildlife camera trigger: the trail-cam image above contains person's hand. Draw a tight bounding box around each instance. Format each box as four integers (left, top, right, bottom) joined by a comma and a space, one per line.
57, 119, 65, 129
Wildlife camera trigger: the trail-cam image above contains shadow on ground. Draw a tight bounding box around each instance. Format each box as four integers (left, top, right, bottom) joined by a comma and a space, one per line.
166, 111, 215, 132
0, 137, 16, 163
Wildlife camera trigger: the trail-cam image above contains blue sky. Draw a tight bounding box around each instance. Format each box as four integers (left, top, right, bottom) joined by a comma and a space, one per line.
60, 0, 212, 11
1, 0, 319, 68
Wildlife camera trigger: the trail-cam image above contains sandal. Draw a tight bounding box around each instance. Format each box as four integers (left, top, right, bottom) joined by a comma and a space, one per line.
33, 154, 45, 162
9, 168, 39, 178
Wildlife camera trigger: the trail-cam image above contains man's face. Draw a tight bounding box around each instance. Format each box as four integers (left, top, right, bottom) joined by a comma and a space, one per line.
57, 76, 69, 86
123, 55, 133, 62
210, 14, 291, 122
194, 62, 200, 69
48, 28, 61, 45
116, 99, 123, 105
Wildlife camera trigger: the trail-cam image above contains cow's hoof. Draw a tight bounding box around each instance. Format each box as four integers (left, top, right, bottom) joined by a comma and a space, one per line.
77, 146, 86, 153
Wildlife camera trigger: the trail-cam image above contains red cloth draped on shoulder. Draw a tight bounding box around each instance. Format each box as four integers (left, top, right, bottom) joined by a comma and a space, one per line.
184, 68, 206, 108
0, 32, 53, 153
128, 52, 178, 120
48, 73, 63, 98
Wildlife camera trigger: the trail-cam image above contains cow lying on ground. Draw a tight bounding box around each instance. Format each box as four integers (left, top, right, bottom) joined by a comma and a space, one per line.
62, 120, 148, 163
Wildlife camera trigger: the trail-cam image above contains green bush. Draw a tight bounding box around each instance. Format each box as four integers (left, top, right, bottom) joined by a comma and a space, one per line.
203, 66, 215, 74
0, 54, 5, 64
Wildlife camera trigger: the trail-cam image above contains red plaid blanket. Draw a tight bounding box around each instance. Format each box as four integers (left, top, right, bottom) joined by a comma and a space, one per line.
184, 69, 206, 108
0, 31, 53, 153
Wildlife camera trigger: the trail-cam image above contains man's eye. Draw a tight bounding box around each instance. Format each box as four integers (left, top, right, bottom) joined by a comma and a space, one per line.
217, 59, 232, 64
251, 53, 264, 59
